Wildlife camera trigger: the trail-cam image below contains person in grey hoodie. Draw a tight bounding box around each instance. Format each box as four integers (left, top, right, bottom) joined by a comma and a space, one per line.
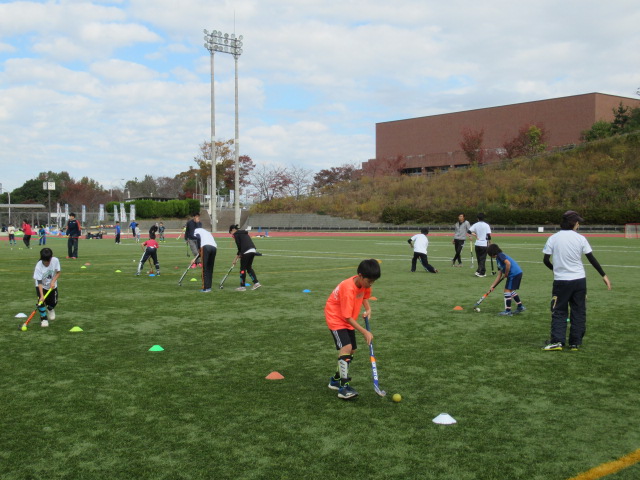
452, 213, 471, 267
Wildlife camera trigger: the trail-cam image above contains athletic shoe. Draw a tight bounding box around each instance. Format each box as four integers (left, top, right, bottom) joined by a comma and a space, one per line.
40, 319, 49, 327
252, 282, 262, 290
476, 273, 486, 278
328, 377, 340, 391
200, 288, 212, 293
48, 309, 56, 320
515, 305, 527, 314
338, 384, 359, 400
236, 286, 247, 291
498, 310, 513, 316
135, 272, 140, 276
568, 345, 580, 351
542, 342, 563, 351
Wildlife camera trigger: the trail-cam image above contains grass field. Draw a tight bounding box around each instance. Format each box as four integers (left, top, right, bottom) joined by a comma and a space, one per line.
1, 232, 638, 480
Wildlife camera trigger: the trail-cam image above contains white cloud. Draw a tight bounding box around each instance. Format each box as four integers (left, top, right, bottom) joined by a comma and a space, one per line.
1, 0, 640, 191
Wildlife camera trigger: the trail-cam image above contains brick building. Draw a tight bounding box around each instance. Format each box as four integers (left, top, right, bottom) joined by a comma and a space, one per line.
364, 92, 640, 174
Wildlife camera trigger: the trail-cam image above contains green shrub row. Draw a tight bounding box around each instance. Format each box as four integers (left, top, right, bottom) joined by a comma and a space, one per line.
105, 199, 200, 219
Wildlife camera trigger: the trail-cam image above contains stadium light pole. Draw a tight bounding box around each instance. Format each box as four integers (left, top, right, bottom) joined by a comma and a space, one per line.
203, 30, 218, 232
203, 29, 243, 226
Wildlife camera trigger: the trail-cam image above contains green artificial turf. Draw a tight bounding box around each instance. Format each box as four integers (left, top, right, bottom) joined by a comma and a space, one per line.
0, 233, 638, 480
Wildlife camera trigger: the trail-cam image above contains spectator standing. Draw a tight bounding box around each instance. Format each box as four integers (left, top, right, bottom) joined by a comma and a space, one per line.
185, 213, 202, 260
452, 213, 471, 267
541, 210, 612, 351
66, 212, 82, 259
8, 224, 17, 245
469, 213, 492, 277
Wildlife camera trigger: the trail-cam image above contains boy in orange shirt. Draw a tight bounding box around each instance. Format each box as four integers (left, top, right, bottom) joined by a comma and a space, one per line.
325, 259, 381, 400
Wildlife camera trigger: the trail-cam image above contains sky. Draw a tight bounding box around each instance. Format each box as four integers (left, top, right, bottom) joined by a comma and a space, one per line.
1, 0, 639, 193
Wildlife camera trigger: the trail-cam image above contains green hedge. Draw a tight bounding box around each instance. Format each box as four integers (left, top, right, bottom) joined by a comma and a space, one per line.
105, 199, 200, 219
381, 206, 640, 225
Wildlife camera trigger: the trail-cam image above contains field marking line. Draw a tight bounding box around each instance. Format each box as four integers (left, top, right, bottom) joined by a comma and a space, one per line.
568, 448, 640, 480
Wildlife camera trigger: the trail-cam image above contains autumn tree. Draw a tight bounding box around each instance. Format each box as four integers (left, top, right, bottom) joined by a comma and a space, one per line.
312, 164, 357, 189
250, 165, 293, 202
460, 128, 486, 165
286, 165, 313, 199
361, 156, 406, 178
59, 177, 111, 209
189, 139, 255, 196
502, 123, 549, 159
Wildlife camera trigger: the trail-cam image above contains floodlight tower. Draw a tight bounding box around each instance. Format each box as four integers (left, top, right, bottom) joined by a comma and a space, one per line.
203, 29, 243, 226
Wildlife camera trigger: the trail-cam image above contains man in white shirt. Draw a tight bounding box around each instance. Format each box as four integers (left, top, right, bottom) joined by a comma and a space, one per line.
408, 228, 438, 273
194, 227, 217, 292
469, 213, 492, 277
541, 210, 611, 351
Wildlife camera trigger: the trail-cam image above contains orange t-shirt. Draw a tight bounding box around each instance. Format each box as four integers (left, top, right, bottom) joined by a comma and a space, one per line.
325, 276, 371, 330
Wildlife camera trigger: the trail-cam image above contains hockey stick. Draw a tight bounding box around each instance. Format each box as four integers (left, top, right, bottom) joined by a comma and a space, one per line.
472, 276, 504, 311
178, 255, 200, 286
219, 256, 239, 290
470, 240, 475, 268
364, 316, 386, 397
22, 288, 54, 329
491, 255, 496, 275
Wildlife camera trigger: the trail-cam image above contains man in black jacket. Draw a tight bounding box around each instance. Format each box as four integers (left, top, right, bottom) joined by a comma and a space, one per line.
66, 213, 82, 259
229, 224, 261, 291
185, 213, 202, 257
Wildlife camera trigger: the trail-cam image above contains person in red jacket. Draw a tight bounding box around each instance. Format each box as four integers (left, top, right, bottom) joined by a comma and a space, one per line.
21, 219, 34, 249
136, 237, 160, 276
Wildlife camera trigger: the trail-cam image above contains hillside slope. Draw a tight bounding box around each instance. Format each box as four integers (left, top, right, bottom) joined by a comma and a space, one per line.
253, 132, 640, 225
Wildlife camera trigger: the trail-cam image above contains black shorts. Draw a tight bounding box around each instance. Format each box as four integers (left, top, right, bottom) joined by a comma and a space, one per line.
330, 329, 357, 351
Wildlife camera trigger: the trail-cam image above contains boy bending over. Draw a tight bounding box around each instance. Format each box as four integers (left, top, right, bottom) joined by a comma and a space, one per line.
325, 259, 381, 400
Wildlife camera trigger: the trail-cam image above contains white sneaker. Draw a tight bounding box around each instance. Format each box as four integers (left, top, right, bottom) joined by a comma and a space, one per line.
48, 309, 56, 320
251, 282, 262, 290
41, 319, 49, 327
236, 286, 247, 291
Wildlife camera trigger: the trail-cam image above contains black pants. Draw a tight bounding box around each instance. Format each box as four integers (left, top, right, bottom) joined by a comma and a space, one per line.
200, 245, 217, 290
550, 278, 587, 346
115, 232, 120, 244
411, 252, 437, 273
67, 237, 79, 258
23, 235, 31, 248
138, 248, 159, 274
240, 253, 258, 286
452, 239, 465, 264
35, 287, 58, 319
475, 245, 488, 275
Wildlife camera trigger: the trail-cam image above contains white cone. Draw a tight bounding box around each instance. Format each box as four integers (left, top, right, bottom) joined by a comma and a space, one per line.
15, 313, 27, 318
432, 413, 457, 425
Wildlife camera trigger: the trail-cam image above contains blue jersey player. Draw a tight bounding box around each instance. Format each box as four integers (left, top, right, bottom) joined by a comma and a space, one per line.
487, 244, 525, 316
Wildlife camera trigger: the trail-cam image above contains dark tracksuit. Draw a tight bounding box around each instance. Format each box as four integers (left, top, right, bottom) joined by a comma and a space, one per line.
137, 240, 160, 274
66, 218, 81, 258
233, 230, 259, 287
185, 219, 202, 258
